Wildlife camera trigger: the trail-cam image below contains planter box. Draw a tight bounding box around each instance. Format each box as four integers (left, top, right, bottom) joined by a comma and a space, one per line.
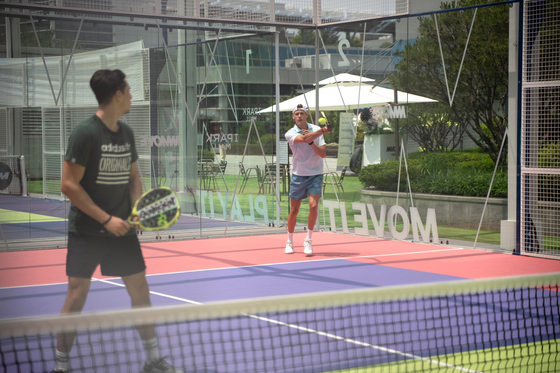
360, 189, 507, 230
362, 134, 396, 167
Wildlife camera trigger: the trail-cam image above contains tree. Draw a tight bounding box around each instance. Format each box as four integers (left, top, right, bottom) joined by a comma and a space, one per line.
20, 23, 84, 50
291, 29, 340, 46
391, 0, 509, 166
350, 38, 362, 47
321, 112, 339, 144
534, 0, 560, 145
404, 103, 464, 152
20, 28, 56, 48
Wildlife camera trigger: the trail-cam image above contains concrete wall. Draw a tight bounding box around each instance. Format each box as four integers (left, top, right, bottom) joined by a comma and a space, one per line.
360, 189, 507, 231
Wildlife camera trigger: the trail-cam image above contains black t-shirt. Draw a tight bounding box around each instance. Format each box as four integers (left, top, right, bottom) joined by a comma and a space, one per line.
65, 115, 138, 236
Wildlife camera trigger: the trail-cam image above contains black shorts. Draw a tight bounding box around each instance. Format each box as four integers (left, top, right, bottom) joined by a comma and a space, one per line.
66, 232, 146, 278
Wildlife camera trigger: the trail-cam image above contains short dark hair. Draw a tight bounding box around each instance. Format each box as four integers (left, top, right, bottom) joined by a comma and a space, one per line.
89, 69, 127, 105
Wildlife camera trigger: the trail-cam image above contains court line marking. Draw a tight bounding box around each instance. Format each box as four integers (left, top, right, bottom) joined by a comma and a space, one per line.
143, 247, 467, 278
94, 275, 481, 373
0, 248, 466, 290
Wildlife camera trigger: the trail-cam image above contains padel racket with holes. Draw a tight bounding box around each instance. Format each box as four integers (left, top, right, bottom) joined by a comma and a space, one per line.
320, 111, 333, 132
128, 187, 181, 231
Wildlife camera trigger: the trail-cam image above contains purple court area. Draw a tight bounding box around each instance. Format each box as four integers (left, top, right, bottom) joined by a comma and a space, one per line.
2, 259, 558, 372
0, 260, 462, 319
0, 195, 70, 218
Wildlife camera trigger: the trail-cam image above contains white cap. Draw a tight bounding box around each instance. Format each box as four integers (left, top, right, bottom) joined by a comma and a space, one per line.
292, 104, 308, 114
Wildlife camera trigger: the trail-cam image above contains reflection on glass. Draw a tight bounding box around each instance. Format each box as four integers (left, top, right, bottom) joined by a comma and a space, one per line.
0, 2, 524, 251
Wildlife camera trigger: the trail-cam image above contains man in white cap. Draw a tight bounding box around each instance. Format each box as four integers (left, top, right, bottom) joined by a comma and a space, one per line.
284, 103, 331, 256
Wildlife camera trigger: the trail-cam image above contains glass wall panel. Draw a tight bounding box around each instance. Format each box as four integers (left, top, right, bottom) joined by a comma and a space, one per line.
0, 1, 515, 251
302, 5, 510, 248
148, 33, 276, 237
0, 10, 275, 249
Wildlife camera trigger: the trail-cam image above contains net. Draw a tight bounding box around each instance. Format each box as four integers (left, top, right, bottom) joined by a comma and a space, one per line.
1, 273, 559, 373
0, 155, 26, 196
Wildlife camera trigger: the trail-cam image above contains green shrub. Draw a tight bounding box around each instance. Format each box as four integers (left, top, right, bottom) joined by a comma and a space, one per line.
539, 142, 560, 168
538, 142, 560, 201
410, 169, 507, 197
259, 134, 276, 147
238, 121, 268, 144
359, 149, 507, 198
359, 162, 402, 191
198, 149, 214, 159
408, 150, 495, 174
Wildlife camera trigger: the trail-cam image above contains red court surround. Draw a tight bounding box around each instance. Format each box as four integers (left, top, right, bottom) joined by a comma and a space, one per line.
0, 232, 558, 288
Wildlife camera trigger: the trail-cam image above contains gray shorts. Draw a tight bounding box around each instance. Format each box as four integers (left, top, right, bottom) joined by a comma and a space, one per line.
289, 174, 323, 200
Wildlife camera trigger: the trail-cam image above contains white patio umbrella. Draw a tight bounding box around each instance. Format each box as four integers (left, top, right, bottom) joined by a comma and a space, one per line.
258, 74, 436, 113
316, 73, 375, 85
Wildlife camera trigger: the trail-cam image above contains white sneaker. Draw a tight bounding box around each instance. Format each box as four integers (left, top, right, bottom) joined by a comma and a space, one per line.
285, 240, 294, 254
303, 239, 313, 256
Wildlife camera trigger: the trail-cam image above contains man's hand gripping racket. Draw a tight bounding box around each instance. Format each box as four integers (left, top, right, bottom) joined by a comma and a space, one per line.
319, 111, 333, 133
128, 187, 181, 231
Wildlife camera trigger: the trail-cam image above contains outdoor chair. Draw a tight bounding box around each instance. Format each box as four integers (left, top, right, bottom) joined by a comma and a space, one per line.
219, 160, 227, 174
198, 159, 215, 190
259, 166, 277, 194
239, 163, 259, 193
323, 166, 347, 196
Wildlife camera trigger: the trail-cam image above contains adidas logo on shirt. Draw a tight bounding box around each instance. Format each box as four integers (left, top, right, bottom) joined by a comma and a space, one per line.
101, 143, 131, 153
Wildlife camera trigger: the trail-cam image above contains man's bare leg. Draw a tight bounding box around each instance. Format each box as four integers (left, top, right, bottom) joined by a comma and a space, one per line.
122, 271, 155, 340
285, 199, 302, 254
307, 194, 320, 231
303, 193, 321, 256
56, 277, 91, 352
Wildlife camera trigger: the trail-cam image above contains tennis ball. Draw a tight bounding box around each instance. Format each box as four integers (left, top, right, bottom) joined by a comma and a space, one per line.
318, 117, 327, 125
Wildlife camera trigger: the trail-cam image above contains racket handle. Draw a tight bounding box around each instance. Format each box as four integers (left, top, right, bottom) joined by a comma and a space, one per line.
128, 214, 139, 225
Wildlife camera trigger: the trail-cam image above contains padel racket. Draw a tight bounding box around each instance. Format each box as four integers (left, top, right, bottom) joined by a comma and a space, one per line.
320, 111, 333, 132
128, 187, 181, 231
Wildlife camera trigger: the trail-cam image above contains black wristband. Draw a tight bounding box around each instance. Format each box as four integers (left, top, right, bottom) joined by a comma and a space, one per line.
309, 141, 313, 145
101, 216, 112, 226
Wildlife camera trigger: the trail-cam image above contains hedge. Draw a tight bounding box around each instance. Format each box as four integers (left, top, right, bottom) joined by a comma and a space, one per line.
358, 149, 508, 198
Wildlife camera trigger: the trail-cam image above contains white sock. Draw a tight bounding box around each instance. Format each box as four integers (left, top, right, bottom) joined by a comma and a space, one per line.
306, 230, 313, 240
55, 350, 69, 371
287, 232, 294, 242
142, 337, 160, 363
